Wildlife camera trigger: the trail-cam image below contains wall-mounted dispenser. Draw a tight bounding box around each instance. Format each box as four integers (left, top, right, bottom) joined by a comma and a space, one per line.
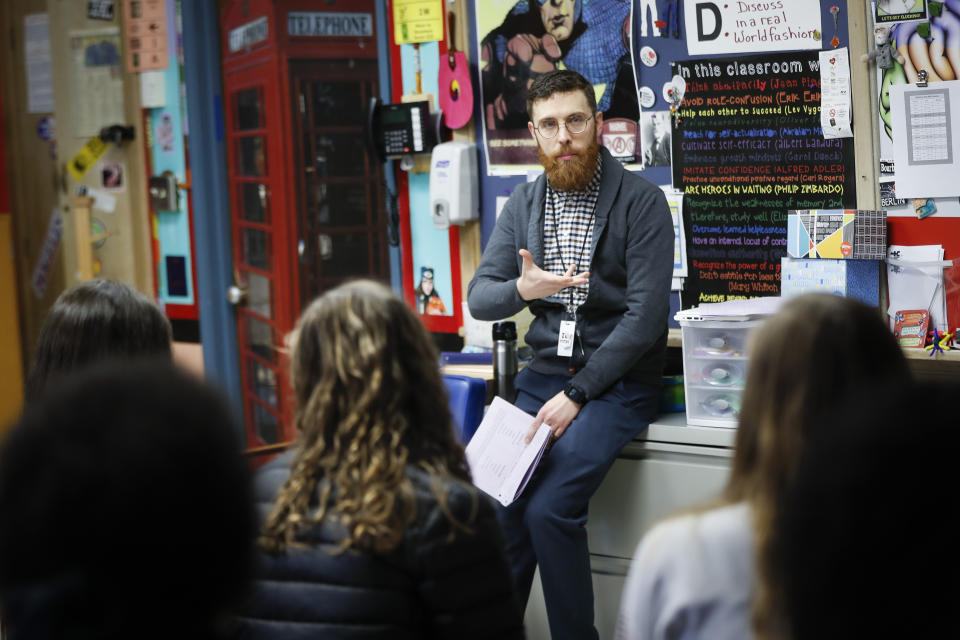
429, 141, 478, 229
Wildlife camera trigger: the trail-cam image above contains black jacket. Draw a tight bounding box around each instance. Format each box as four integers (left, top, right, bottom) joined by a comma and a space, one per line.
233, 451, 525, 639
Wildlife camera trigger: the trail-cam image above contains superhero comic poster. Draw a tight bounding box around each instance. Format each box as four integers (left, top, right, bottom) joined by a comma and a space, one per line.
477, 0, 641, 174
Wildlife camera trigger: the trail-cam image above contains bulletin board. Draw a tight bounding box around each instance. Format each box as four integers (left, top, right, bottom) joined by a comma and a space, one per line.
871, 0, 960, 332
466, 1, 960, 321
671, 51, 856, 306
470, 1, 861, 302
632, 0, 858, 308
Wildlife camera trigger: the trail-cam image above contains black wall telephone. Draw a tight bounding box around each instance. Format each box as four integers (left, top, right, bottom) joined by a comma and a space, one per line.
365, 97, 438, 163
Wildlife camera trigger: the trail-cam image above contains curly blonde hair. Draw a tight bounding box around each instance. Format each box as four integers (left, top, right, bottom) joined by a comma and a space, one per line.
260, 280, 471, 555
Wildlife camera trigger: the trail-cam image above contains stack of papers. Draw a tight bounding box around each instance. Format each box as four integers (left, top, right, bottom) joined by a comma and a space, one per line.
465, 397, 551, 507
887, 244, 950, 331
675, 296, 786, 322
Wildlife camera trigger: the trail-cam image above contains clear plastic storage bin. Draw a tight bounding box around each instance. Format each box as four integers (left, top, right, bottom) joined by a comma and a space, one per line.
679, 319, 763, 428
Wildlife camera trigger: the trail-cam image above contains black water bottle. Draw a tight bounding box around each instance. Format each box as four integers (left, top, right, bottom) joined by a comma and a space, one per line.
492, 321, 518, 402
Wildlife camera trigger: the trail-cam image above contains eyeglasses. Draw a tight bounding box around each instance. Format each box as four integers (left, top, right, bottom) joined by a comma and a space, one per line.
534, 113, 593, 139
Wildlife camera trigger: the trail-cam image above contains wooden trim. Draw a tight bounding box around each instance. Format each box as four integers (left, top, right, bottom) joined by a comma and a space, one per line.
848, 0, 878, 211
245, 441, 293, 456
448, 0, 481, 327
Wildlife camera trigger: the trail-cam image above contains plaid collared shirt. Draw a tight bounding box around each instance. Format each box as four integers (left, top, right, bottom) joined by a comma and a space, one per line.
543, 158, 602, 311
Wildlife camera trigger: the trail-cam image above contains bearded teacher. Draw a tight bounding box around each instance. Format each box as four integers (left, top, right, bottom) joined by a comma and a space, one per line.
468, 69, 674, 640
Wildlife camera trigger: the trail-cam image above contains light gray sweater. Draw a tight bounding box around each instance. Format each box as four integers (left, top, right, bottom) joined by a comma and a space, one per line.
616, 502, 755, 640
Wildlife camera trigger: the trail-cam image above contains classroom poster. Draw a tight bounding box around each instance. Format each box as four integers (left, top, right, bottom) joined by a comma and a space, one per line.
476, 0, 639, 173
683, 0, 822, 56
31, 208, 63, 299
24, 14, 54, 113
68, 28, 124, 137
890, 80, 960, 198
640, 110, 672, 167
876, 6, 960, 178
123, 0, 168, 72
671, 51, 856, 308
876, 0, 927, 24
410, 172, 454, 317
399, 42, 455, 318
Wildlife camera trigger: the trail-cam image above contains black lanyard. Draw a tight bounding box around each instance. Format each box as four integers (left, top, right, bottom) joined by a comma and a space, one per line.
547, 190, 594, 318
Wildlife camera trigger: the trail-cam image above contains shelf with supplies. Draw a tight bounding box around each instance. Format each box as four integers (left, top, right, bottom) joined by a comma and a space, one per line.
901, 347, 960, 361
901, 345, 960, 383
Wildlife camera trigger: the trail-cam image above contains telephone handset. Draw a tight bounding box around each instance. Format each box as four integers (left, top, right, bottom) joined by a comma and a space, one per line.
366, 97, 436, 164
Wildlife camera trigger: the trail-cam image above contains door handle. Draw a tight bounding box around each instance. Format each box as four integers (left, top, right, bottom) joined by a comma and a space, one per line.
226, 284, 247, 306
318, 234, 333, 260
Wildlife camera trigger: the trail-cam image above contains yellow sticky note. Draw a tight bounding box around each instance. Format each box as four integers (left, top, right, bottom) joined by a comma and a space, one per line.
68, 136, 109, 181
393, 0, 443, 45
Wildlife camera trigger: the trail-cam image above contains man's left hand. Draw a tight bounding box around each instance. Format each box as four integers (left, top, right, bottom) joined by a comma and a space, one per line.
525, 391, 582, 443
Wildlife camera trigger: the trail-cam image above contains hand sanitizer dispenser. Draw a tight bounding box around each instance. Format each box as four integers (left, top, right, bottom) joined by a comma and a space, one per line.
429, 141, 478, 229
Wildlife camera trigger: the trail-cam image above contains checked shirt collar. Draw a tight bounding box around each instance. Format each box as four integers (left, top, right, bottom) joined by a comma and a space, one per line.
543, 157, 603, 309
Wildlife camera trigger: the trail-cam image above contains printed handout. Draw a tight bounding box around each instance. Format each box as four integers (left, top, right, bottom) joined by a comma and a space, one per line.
465, 397, 552, 507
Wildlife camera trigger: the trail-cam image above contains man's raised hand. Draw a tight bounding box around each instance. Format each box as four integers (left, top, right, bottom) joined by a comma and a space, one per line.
515, 248, 589, 301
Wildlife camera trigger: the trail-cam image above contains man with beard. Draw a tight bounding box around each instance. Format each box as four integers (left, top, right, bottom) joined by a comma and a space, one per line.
468, 70, 673, 640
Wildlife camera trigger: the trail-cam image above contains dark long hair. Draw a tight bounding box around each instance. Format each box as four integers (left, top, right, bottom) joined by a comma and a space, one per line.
261, 280, 471, 555
25, 280, 172, 401
726, 294, 911, 636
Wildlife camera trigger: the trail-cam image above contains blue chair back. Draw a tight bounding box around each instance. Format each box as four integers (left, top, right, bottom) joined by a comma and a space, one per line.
443, 374, 487, 444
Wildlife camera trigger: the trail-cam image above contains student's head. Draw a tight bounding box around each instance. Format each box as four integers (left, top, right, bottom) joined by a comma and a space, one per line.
262, 280, 469, 554
728, 293, 910, 503
727, 293, 911, 635
527, 70, 602, 191
25, 279, 172, 401
774, 381, 959, 639
0, 362, 255, 640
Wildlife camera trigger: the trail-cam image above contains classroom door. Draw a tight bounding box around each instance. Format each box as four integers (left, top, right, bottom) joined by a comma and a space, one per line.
223, 62, 297, 451
290, 60, 389, 309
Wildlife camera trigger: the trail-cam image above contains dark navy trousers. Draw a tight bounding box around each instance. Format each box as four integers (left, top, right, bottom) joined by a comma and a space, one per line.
500, 368, 660, 640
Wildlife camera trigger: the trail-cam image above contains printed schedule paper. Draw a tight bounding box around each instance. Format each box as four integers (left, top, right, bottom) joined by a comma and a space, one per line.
890, 80, 960, 198
465, 397, 552, 507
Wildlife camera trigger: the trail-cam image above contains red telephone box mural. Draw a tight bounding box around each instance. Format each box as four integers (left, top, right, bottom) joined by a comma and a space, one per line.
220, 0, 386, 453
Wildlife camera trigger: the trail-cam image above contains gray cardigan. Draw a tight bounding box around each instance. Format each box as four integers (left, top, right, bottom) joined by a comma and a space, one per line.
468, 147, 674, 400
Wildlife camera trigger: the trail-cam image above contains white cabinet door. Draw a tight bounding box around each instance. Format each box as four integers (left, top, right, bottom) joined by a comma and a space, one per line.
524, 428, 734, 638
588, 441, 733, 559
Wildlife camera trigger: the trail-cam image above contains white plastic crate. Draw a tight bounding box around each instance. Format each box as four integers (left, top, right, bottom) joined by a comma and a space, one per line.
679, 319, 762, 428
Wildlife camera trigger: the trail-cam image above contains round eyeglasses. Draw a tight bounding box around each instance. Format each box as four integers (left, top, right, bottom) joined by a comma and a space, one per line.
534, 113, 593, 139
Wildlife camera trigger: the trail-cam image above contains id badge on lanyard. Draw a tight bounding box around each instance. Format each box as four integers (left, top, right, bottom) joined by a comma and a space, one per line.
558, 306, 576, 357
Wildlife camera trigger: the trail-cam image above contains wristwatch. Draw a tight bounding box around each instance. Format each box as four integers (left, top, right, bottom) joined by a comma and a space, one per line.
563, 382, 588, 406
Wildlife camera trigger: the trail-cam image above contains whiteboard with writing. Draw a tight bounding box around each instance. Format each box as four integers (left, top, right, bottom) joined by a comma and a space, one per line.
684, 0, 822, 56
